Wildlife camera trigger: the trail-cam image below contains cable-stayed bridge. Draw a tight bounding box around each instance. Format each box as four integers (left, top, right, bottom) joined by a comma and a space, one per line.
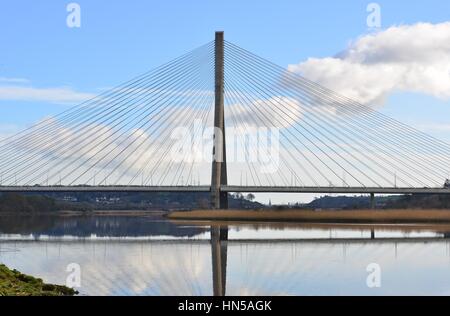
1, 32, 450, 208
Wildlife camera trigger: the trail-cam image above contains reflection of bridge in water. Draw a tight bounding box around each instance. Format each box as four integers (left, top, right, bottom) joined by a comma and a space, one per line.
3, 213, 450, 296
2, 226, 450, 296
209, 226, 450, 296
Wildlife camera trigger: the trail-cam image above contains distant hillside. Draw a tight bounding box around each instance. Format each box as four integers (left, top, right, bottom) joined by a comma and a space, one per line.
0, 193, 57, 213
0, 192, 263, 212
4, 192, 450, 213
304, 194, 450, 210
305, 195, 400, 210
384, 194, 450, 209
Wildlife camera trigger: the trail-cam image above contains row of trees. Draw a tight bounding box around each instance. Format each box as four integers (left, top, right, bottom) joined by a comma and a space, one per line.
0, 193, 57, 213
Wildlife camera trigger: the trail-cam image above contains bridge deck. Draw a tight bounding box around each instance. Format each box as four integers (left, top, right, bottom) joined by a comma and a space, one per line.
222, 186, 450, 194
0, 185, 450, 194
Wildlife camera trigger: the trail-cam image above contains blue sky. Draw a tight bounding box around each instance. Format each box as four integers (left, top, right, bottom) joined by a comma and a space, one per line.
0, 0, 449, 132
1, 0, 450, 203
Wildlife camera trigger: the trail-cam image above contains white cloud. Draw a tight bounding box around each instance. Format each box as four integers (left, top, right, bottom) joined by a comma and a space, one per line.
0, 77, 30, 84
288, 22, 450, 107
0, 123, 21, 136
0, 85, 95, 104
416, 123, 450, 133
0, 83, 212, 106
227, 96, 303, 129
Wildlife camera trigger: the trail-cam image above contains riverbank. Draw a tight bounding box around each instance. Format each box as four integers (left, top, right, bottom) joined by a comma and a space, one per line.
0, 264, 77, 296
168, 209, 450, 224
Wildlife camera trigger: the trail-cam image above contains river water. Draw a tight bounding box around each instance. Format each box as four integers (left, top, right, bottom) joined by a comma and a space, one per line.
1, 215, 450, 296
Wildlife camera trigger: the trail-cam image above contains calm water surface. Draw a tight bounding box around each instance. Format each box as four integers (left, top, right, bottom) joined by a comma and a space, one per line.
1, 215, 450, 296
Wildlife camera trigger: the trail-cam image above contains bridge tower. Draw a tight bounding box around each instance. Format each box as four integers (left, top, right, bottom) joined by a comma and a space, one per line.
210, 31, 228, 209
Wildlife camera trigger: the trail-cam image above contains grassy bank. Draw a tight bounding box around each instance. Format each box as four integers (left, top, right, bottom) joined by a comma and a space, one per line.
168, 209, 450, 224
0, 264, 77, 296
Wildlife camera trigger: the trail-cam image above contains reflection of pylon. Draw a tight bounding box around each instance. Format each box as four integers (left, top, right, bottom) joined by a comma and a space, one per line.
211, 226, 228, 296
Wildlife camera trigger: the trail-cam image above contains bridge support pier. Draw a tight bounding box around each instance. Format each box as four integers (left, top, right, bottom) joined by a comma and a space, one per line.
210, 31, 228, 209
370, 193, 375, 209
